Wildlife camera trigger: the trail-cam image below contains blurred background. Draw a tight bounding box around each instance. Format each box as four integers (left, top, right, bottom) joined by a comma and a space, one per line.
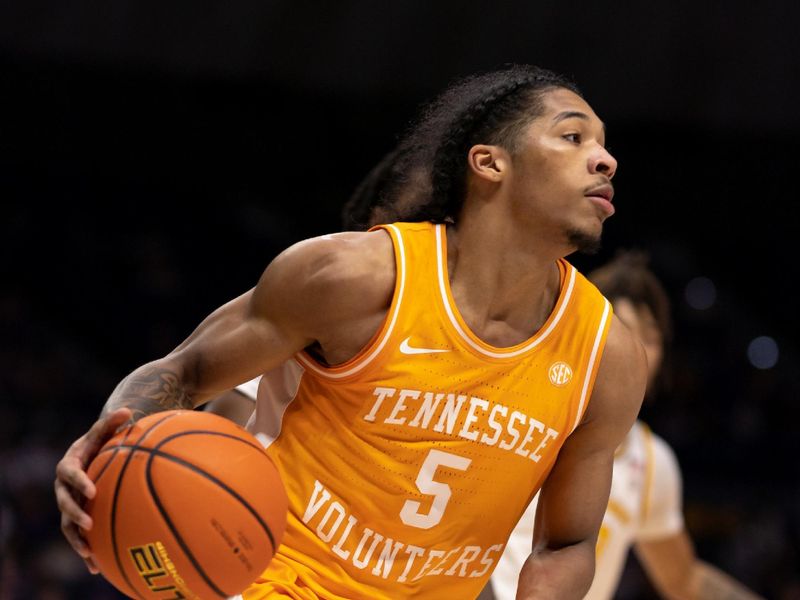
1, 1, 799, 598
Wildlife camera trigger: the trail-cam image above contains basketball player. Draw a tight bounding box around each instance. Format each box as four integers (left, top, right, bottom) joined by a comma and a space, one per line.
488, 252, 762, 600
55, 65, 647, 599
209, 166, 764, 600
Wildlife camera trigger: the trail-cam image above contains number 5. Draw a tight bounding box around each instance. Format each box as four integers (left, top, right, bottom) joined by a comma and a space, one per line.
400, 449, 471, 529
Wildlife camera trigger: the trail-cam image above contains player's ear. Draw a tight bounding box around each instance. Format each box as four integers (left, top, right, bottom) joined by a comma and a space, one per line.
467, 144, 509, 183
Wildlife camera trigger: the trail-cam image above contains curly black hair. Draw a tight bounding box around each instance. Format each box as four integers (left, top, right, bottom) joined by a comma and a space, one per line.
396, 65, 581, 223
341, 145, 414, 231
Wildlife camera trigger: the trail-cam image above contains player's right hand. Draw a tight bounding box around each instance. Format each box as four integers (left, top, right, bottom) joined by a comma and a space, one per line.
54, 407, 132, 574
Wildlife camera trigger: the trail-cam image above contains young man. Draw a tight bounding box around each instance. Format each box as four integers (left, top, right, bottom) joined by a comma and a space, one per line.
55, 65, 646, 599
489, 252, 762, 600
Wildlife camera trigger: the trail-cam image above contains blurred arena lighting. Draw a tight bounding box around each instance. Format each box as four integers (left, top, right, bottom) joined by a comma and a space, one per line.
747, 336, 779, 370
684, 276, 717, 310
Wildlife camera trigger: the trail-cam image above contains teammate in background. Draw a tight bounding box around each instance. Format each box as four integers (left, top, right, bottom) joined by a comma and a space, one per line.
55, 65, 647, 599
488, 252, 762, 600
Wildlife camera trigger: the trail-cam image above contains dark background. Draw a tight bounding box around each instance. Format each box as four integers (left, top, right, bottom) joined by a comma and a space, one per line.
2, 2, 798, 598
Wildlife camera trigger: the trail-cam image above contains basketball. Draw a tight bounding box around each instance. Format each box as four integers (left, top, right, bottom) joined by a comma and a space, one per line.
82, 410, 288, 599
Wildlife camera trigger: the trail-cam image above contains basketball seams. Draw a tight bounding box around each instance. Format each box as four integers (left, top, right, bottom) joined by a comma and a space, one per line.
146, 433, 279, 552
145, 445, 230, 599
109, 450, 145, 600
107, 411, 182, 600
90, 413, 285, 599
96, 428, 266, 455
91, 425, 137, 486
141, 430, 280, 598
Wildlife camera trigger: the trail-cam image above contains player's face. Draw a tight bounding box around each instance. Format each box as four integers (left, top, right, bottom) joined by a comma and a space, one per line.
506, 88, 617, 253
613, 297, 664, 390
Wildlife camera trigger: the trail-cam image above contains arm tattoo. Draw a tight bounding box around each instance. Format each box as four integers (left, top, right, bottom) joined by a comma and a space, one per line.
102, 366, 195, 420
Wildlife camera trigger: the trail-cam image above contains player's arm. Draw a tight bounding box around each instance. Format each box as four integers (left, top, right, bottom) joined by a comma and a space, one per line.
635, 533, 763, 600
54, 230, 395, 571
516, 315, 647, 599
99, 242, 320, 421
107, 230, 390, 416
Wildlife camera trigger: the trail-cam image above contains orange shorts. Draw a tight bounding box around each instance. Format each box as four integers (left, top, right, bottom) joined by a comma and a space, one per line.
241, 556, 322, 600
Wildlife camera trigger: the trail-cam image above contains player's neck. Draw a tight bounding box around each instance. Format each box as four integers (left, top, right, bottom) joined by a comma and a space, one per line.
450, 197, 565, 275
445, 218, 562, 347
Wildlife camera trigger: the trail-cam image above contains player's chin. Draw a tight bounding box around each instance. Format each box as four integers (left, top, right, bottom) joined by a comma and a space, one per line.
566, 226, 602, 255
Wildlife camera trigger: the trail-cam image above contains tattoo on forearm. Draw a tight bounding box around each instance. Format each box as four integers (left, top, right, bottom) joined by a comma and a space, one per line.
102, 366, 194, 419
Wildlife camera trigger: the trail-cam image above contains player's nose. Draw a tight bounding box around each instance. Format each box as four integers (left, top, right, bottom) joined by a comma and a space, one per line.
589, 145, 618, 180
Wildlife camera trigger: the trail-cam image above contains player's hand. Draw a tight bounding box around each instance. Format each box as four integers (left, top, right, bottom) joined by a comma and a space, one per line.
54, 407, 132, 573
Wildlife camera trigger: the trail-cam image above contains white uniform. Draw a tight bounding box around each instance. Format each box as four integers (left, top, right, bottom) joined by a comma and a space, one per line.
235, 377, 260, 403
228, 371, 298, 600
490, 421, 684, 600
234, 362, 303, 448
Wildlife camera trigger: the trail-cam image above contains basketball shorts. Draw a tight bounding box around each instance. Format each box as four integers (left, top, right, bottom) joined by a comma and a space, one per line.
240, 555, 322, 600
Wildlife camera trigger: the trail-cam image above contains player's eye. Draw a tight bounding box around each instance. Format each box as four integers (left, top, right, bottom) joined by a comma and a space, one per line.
562, 133, 581, 143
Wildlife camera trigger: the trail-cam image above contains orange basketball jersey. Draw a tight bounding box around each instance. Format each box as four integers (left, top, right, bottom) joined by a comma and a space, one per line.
245, 222, 612, 600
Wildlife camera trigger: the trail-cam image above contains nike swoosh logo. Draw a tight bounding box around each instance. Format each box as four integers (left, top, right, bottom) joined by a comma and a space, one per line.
399, 337, 451, 355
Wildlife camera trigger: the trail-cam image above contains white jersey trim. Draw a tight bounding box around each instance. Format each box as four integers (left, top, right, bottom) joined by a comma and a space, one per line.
570, 298, 611, 434
295, 224, 407, 379
636, 428, 685, 540
235, 377, 260, 401
434, 224, 577, 359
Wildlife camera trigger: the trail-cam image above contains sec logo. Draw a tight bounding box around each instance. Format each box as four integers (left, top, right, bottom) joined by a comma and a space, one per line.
548, 361, 573, 387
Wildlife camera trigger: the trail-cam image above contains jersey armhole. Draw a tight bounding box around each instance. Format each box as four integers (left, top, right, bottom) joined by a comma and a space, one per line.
569, 297, 613, 434
294, 225, 407, 381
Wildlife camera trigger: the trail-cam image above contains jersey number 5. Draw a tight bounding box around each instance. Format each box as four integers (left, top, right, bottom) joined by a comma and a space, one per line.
400, 449, 471, 529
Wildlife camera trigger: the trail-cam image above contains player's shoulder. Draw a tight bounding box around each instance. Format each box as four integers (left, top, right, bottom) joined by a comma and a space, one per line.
601, 311, 648, 377
272, 229, 393, 285
595, 312, 648, 390
253, 229, 396, 327
582, 312, 647, 432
